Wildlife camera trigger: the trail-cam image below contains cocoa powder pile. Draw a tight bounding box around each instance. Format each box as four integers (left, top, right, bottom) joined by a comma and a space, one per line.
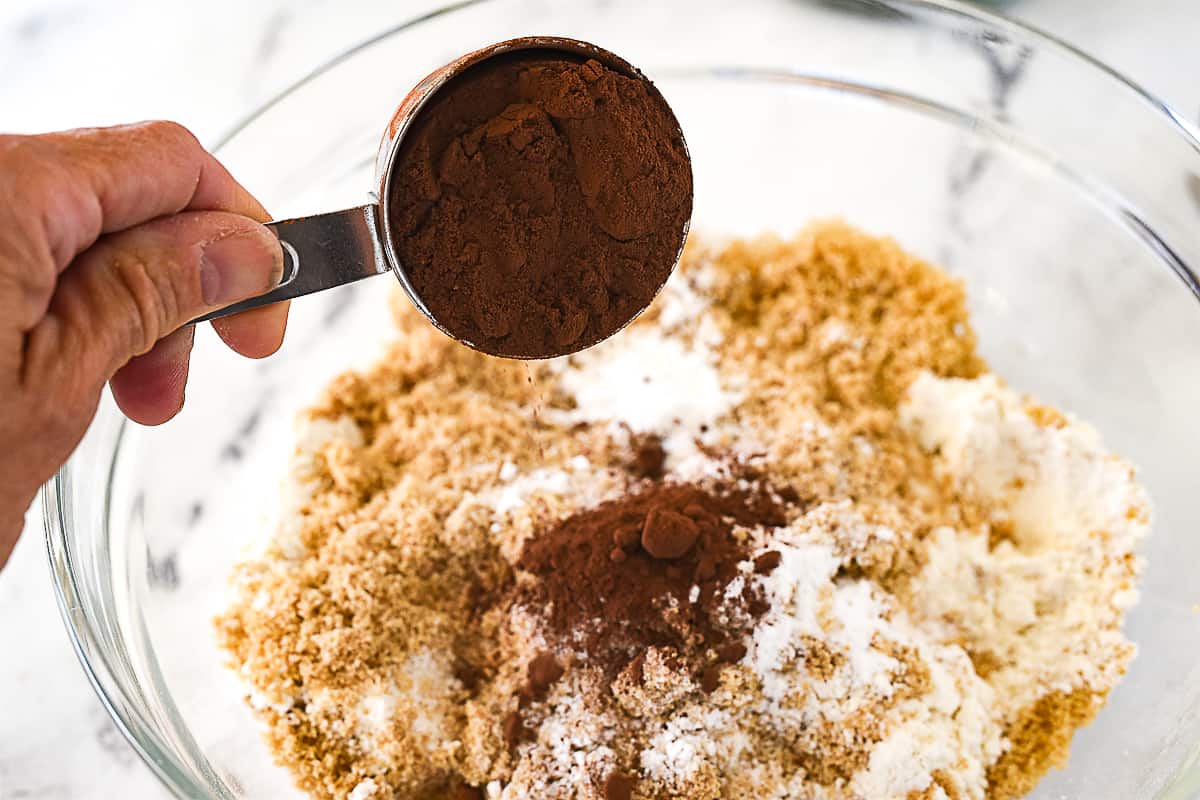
388, 50, 692, 358
516, 481, 790, 680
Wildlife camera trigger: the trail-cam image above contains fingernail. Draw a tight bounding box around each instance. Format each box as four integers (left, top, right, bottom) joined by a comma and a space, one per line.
200, 228, 284, 306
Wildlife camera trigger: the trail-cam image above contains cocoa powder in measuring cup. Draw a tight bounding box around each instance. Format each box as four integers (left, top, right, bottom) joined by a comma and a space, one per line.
388, 50, 692, 359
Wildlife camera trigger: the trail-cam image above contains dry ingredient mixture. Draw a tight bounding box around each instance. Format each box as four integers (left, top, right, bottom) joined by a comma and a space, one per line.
389, 51, 692, 358
217, 222, 1150, 800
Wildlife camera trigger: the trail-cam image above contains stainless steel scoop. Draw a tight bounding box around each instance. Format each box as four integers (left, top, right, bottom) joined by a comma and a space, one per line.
195, 36, 692, 359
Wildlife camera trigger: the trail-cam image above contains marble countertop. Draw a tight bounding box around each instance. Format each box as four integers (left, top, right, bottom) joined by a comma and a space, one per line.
1, 1, 1198, 798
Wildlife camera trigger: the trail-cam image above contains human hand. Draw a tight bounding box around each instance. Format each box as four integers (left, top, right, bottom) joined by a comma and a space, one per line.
0, 121, 289, 569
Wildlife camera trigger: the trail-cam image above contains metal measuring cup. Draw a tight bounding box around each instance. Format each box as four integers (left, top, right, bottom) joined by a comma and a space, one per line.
195, 36, 692, 359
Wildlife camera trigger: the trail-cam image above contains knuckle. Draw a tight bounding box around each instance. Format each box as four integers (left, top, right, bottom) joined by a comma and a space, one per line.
145, 119, 201, 152
108, 252, 175, 356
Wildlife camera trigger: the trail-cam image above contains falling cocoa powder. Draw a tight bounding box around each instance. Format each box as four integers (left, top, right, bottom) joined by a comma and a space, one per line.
389, 50, 692, 358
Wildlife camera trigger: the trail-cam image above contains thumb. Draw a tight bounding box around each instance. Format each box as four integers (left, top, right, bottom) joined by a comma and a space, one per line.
41, 210, 283, 379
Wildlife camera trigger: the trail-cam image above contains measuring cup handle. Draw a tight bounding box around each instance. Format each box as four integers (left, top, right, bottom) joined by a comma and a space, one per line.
191, 204, 391, 324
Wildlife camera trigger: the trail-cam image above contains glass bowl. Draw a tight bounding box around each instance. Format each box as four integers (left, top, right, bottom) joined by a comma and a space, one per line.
44, 0, 1200, 798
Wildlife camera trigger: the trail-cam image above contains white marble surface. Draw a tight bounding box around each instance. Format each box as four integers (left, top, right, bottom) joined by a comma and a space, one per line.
1, 1, 1199, 799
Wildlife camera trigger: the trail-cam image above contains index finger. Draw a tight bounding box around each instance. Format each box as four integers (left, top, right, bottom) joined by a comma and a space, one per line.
23, 121, 270, 271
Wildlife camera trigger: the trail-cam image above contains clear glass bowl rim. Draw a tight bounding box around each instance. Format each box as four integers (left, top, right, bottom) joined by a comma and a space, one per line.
41, 1, 1200, 798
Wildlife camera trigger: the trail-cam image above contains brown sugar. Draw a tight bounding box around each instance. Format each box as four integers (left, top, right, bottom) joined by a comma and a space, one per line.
986, 688, 1104, 799
217, 222, 1146, 800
